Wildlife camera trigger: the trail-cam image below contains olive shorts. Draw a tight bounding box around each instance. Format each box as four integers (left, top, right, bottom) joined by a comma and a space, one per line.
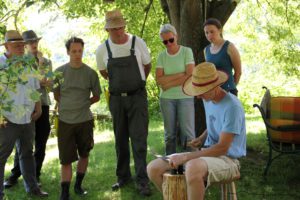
57, 120, 94, 165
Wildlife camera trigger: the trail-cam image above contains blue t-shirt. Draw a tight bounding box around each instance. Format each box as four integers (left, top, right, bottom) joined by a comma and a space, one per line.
204, 40, 236, 91
203, 93, 246, 158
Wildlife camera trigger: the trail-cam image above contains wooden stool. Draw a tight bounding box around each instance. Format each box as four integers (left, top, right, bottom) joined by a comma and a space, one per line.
213, 171, 240, 200
162, 172, 239, 200
219, 181, 238, 200
162, 172, 187, 200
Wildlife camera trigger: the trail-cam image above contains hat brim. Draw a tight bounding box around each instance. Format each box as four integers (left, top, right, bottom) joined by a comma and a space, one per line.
182, 70, 229, 96
0, 40, 26, 46
24, 37, 42, 42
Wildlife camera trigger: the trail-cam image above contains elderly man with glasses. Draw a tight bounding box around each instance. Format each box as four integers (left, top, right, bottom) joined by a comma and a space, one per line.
0, 30, 48, 200
4, 30, 52, 189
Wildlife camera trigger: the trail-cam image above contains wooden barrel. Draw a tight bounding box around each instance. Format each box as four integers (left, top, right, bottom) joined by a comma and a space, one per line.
162, 172, 187, 200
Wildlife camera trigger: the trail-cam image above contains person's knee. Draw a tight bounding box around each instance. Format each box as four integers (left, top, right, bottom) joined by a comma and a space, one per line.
185, 159, 207, 185
147, 159, 164, 180
147, 160, 157, 180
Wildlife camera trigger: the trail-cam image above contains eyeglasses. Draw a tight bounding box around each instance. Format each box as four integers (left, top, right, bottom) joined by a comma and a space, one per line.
110, 27, 125, 31
11, 43, 25, 48
162, 38, 175, 45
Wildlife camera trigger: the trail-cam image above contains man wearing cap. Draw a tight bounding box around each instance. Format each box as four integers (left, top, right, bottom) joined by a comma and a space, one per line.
147, 62, 246, 200
96, 9, 152, 196
4, 30, 52, 188
0, 30, 48, 199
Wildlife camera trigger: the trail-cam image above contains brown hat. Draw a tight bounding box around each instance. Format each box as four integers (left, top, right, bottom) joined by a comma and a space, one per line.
183, 62, 228, 96
22, 30, 42, 42
104, 9, 126, 29
0, 30, 25, 46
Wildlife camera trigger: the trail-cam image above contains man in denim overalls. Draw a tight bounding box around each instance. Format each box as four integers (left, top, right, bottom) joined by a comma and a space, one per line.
96, 9, 152, 197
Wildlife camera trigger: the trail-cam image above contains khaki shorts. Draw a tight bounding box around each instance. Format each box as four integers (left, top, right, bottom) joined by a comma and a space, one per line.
199, 156, 240, 188
57, 120, 94, 165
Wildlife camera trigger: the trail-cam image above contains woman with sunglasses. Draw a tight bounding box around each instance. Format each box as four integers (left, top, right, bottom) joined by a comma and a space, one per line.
156, 24, 195, 155
203, 18, 241, 96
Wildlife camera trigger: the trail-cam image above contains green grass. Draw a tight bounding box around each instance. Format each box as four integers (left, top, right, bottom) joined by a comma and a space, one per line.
3, 116, 300, 200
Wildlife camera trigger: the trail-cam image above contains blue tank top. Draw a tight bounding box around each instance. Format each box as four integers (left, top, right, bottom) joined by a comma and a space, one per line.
205, 40, 236, 91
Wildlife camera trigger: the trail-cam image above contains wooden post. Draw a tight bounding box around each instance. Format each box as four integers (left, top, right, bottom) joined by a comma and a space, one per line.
162, 173, 187, 200
220, 182, 238, 200
220, 183, 228, 200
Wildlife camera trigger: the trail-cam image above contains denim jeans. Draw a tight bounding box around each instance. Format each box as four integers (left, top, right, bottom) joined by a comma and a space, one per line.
160, 98, 195, 155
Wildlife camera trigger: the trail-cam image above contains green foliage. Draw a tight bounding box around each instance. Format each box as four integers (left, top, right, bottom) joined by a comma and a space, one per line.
1, 0, 299, 116
0, 54, 63, 125
231, 0, 300, 76
57, 0, 167, 114
0, 55, 36, 124
0, 26, 6, 40
146, 74, 160, 116
226, 0, 300, 114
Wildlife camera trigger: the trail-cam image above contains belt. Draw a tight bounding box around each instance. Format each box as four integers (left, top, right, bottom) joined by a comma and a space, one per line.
110, 87, 144, 97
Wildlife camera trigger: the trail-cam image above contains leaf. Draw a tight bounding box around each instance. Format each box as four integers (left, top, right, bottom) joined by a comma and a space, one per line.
12, 105, 28, 120
45, 71, 54, 78
26, 1, 35, 8
29, 90, 42, 102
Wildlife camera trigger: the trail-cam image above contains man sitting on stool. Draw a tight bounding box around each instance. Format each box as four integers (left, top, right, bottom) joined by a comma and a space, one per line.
147, 62, 246, 200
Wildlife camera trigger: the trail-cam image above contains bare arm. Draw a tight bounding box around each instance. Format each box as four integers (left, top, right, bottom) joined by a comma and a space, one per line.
100, 69, 109, 80
156, 68, 185, 86
227, 43, 242, 85
160, 63, 194, 90
31, 100, 42, 121
54, 90, 60, 102
156, 63, 194, 90
203, 49, 206, 60
144, 63, 152, 79
90, 96, 100, 105
189, 129, 208, 148
169, 132, 234, 168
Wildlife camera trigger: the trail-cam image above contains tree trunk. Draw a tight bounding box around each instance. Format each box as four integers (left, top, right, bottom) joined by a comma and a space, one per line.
160, 0, 239, 137
162, 173, 187, 200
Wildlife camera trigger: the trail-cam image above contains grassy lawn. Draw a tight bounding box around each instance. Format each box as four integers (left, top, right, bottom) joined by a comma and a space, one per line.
3, 116, 300, 200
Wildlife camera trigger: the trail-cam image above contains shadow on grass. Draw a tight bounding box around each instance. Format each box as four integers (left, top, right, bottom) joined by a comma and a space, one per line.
3, 120, 164, 200
3, 118, 300, 200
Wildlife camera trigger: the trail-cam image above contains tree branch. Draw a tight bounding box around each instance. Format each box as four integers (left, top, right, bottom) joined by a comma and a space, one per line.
14, 0, 32, 31
0, 10, 16, 24
285, 0, 289, 23
140, 0, 153, 37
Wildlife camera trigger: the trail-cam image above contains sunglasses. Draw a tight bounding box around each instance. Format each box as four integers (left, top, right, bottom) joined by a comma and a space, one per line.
162, 38, 175, 45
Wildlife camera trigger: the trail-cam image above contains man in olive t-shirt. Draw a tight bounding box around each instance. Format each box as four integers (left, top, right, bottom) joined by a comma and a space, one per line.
53, 37, 101, 200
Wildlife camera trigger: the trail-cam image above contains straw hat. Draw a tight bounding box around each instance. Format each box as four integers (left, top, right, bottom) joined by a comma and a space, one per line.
104, 9, 126, 29
0, 30, 25, 46
22, 30, 42, 42
183, 62, 228, 96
